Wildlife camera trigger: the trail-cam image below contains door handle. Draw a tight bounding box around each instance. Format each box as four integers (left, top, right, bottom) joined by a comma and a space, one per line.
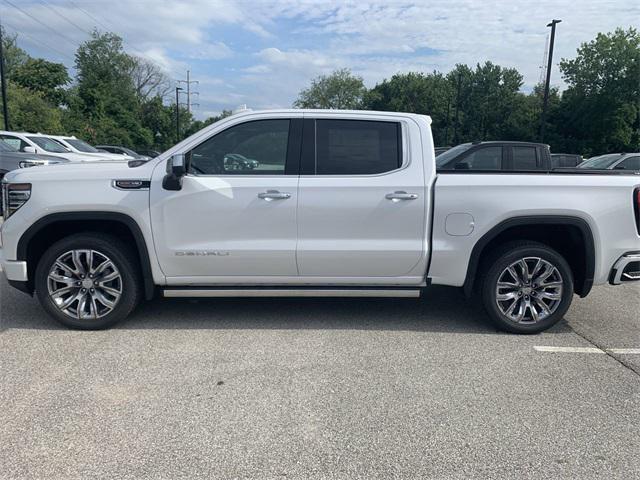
385, 191, 419, 201
258, 190, 291, 200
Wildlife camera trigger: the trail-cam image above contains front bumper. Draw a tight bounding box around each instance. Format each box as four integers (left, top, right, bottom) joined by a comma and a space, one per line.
609, 253, 640, 285
0, 247, 28, 282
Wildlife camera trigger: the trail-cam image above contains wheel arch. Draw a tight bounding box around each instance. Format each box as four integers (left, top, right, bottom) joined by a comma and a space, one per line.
463, 216, 595, 298
17, 212, 156, 300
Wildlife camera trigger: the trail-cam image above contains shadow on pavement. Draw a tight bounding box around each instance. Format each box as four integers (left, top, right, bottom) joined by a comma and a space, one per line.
1, 281, 573, 334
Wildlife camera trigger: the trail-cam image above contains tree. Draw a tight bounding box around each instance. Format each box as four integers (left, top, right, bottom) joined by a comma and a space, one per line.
558, 27, 640, 154
2, 83, 63, 133
0, 27, 28, 77
365, 72, 452, 145
294, 68, 367, 109
183, 109, 233, 137
130, 56, 171, 101
12, 58, 70, 105
72, 31, 152, 147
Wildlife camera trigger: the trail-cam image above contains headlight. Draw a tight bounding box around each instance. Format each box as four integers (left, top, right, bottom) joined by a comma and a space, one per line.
18, 159, 61, 168
1, 183, 31, 219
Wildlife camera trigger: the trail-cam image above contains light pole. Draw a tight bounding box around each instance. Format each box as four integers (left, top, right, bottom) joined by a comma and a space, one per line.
175, 86, 183, 143
540, 19, 561, 142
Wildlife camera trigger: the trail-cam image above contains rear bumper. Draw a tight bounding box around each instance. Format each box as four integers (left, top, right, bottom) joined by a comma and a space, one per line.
0, 247, 28, 282
609, 252, 640, 285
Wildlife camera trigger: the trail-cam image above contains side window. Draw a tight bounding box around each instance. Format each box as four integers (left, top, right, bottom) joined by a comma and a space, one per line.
315, 120, 401, 175
512, 146, 539, 170
616, 156, 640, 170
0, 135, 26, 151
188, 119, 290, 175
455, 146, 502, 170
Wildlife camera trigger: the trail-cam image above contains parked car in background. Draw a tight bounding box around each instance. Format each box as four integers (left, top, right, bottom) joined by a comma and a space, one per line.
436, 141, 552, 171
95, 145, 151, 160
0, 131, 109, 162
434, 146, 451, 156
49, 135, 132, 161
1, 109, 639, 334
551, 153, 583, 168
578, 153, 640, 171
0, 140, 69, 180
136, 149, 162, 158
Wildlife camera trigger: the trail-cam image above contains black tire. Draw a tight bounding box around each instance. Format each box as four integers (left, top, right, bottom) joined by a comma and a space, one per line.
480, 241, 574, 334
34, 233, 141, 329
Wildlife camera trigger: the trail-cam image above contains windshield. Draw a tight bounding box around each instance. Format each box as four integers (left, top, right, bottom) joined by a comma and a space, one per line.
435, 143, 473, 168
0, 140, 16, 152
120, 147, 144, 158
578, 154, 623, 169
63, 138, 101, 153
28, 136, 69, 153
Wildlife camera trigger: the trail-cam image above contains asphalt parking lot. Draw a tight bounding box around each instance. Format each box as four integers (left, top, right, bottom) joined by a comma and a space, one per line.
1, 280, 638, 479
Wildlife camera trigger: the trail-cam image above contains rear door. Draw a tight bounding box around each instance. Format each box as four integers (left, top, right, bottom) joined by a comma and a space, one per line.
296, 115, 427, 279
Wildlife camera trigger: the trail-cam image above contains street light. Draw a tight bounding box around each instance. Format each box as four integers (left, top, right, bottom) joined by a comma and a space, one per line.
175, 86, 183, 143
540, 19, 561, 142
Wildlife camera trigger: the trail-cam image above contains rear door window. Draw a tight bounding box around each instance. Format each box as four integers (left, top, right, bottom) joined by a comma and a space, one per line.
315, 120, 401, 175
512, 146, 539, 170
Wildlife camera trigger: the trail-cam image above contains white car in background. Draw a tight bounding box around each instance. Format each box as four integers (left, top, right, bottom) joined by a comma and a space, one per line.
49, 135, 135, 161
0, 131, 112, 162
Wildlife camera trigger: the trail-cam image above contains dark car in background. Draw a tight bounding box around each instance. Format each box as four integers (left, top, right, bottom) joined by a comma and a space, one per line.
436, 141, 552, 171
0, 140, 69, 180
136, 149, 161, 158
578, 153, 640, 171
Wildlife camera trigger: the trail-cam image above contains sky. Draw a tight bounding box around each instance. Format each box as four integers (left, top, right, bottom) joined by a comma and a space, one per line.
2, 0, 639, 120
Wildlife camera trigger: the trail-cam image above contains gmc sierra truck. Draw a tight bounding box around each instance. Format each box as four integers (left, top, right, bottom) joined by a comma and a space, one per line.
1, 110, 639, 333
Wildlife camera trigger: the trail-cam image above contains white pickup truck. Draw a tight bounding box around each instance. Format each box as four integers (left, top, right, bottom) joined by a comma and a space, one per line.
1, 110, 639, 333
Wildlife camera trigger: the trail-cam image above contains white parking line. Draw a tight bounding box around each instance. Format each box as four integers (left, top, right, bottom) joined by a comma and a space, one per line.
534, 346, 640, 354
534, 346, 605, 354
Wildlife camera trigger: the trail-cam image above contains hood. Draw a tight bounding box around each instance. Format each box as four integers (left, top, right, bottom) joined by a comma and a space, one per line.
71, 151, 135, 161
4, 157, 157, 183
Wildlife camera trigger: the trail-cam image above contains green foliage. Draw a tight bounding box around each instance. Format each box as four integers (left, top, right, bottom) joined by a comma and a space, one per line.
0, 27, 28, 77
184, 110, 233, 137
294, 68, 367, 109
557, 28, 640, 155
12, 58, 70, 105
1, 82, 63, 133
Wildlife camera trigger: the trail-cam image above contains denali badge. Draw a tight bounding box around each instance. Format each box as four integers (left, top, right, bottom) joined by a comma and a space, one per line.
175, 251, 230, 257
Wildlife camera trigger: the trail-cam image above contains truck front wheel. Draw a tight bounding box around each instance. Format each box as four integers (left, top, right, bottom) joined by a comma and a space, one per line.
34, 233, 142, 329
481, 241, 574, 334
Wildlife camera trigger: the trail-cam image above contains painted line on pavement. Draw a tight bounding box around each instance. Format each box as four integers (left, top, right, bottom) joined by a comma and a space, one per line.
534, 346, 640, 354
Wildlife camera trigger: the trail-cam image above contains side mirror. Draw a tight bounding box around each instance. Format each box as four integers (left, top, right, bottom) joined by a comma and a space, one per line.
163, 154, 187, 191
614, 164, 626, 170
23, 146, 37, 154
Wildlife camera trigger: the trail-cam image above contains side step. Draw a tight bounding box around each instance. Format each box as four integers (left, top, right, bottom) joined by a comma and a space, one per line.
162, 288, 421, 298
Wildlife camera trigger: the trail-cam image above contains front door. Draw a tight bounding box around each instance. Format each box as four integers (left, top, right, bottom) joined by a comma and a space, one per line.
150, 116, 301, 281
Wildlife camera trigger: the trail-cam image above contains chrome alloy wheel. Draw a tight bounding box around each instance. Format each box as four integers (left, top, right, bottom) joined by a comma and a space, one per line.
47, 250, 123, 320
495, 257, 564, 324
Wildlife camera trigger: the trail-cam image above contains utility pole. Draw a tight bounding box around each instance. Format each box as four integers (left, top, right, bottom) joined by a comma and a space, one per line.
0, 23, 10, 130
177, 70, 199, 114
175, 87, 183, 143
540, 19, 561, 142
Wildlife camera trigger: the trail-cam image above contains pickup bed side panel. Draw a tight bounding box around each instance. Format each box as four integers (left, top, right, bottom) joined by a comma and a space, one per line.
429, 173, 640, 288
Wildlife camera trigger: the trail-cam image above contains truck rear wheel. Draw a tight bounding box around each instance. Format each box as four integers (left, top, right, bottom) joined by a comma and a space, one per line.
481, 241, 574, 334
34, 233, 141, 329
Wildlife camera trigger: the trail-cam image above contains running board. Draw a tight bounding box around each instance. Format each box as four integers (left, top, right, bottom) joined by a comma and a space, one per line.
162, 288, 421, 298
